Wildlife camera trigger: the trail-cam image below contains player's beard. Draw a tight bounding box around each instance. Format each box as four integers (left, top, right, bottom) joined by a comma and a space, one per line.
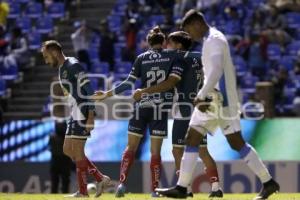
51, 60, 59, 68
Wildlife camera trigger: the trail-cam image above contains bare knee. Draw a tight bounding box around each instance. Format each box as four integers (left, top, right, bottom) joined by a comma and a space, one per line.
185, 127, 203, 146
63, 145, 73, 160
226, 131, 246, 151
150, 138, 163, 156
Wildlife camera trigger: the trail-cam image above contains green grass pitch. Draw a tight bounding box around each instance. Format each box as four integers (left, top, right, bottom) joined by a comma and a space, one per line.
1, 193, 300, 200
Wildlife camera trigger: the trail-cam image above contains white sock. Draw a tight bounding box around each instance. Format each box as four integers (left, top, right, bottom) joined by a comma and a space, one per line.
177, 146, 199, 187
211, 182, 220, 192
240, 143, 272, 183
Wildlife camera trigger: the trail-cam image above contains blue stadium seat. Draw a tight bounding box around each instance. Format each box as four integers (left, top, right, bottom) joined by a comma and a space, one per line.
240, 73, 259, 93
286, 12, 300, 29
233, 56, 247, 76
28, 31, 41, 50
47, 2, 65, 18
114, 43, 126, 59
88, 47, 99, 62
91, 61, 110, 75
108, 15, 122, 32
279, 55, 295, 71
286, 42, 300, 58
267, 43, 281, 60
90, 77, 102, 91
149, 15, 164, 26
25, 2, 43, 18
16, 17, 31, 33
112, 74, 132, 96
283, 89, 295, 112
0, 78, 6, 96
114, 61, 132, 74
8, 3, 21, 19
36, 15, 54, 34
1, 65, 18, 80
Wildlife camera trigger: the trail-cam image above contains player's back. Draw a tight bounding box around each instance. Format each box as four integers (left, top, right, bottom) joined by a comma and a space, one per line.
136, 48, 178, 88
132, 48, 178, 106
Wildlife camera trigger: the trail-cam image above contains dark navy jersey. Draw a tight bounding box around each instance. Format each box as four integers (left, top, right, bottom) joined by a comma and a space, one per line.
129, 48, 183, 106
58, 57, 94, 120
174, 51, 204, 117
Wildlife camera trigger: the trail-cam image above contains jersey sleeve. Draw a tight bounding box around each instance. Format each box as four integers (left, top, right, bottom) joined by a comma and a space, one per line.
169, 55, 185, 80
128, 56, 141, 79
109, 57, 140, 95
197, 38, 225, 100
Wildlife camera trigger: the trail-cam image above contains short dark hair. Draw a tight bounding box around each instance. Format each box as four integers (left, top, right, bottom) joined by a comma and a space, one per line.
181, 9, 205, 28
147, 26, 165, 46
42, 40, 62, 52
167, 31, 192, 50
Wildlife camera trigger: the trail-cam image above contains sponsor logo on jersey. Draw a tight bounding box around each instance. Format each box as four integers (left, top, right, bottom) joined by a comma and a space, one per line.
62, 70, 68, 79
192, 58, 200, 68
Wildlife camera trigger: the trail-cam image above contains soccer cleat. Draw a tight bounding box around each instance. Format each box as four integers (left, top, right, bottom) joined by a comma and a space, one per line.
187, 185, 193, 197
209, 189, 223, 198
253, 179, 280, 200
187, 192, 194, 197
95, 175, 111, 197
115, 183, 126, 198
155, 186, 188, 199
64, 191, 89, 198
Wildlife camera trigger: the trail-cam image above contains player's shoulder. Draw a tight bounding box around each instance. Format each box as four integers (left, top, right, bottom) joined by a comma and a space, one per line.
65, 57, 84, 72
206, 27, 227, 44
185, 51, 201, 59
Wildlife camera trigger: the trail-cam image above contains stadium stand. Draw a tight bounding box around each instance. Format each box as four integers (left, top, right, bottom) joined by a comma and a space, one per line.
2, 0, 300, 120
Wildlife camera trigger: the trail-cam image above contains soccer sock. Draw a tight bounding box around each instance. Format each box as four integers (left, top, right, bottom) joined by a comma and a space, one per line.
205, 167, 220, 191
119, 148, 135, 184
84, 157, 104, 182
177, 146, 199, 188
76, 160, 88, 195
150, 154, 161, 191
240, 143, 272, 183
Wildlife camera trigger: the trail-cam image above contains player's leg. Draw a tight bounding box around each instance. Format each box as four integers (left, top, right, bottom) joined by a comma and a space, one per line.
150, 137, 163, 192
156, 108, 217, 198
116, 108, 145, 197
148, 110, 168, 196
71, 138, 89, 197
120, 133, 142, 183
199, 138, 223, 197
221, 108, 279, 199
63, 138, 74, 160
172, 119, 188, 172
50, 164, 59, 193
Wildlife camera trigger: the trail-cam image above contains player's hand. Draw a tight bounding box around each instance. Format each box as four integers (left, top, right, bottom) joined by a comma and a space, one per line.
133, 89, 144, 101
193, 98, 210, 112
92, 90, 107, 101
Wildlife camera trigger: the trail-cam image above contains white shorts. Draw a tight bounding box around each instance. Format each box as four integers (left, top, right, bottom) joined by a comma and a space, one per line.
189, 91, 241, 135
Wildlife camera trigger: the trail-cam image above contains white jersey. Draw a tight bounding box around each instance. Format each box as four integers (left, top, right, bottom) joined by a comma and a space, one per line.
198, 27, 239, 109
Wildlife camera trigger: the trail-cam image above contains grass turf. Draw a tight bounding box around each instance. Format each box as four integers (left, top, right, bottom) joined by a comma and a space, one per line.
0, 193, 300, 200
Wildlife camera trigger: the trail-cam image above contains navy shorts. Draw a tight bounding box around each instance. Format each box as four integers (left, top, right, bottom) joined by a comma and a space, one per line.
65, 118, 90, 139
172, 119, 207, 147
128, 105, 168, 138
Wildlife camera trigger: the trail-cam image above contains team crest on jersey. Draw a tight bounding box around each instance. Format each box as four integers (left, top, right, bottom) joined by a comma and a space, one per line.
192, 58, 200, 68
62, 70, 68, 79
149, 52, 162, 60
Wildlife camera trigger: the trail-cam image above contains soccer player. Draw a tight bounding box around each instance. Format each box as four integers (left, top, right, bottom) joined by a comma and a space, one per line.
93, 26, 182, 197
41, 40, 111, 197
133, 31, 223, 197
155, 10, 280, 200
